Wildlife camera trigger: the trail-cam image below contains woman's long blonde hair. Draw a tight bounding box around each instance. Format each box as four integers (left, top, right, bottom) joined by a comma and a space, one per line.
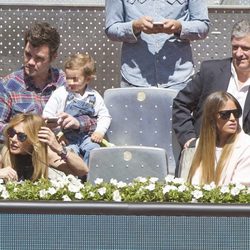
2, 114, 48, 180
187, 91, 242, 185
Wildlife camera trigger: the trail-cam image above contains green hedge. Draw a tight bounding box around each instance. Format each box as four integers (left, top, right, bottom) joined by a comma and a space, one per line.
0, 175, 250, 203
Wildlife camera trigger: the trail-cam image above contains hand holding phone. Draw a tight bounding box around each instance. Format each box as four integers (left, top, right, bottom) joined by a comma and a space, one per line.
152, 21, 164, 33
46, 117, 59, 123
153, 22, 164, 29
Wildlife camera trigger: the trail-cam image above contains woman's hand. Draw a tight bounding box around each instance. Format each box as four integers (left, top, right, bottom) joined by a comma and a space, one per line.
38, 126, 63, 154
40, 128, 89, 177
0, 167, 18, 181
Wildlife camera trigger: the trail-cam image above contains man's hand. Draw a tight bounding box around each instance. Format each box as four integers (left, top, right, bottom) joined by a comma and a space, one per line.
162, 19, 182, 35
133, 17, 182, 35
43, 117, 60, 130
132, 16, 154, 34
58, 112, 80, 130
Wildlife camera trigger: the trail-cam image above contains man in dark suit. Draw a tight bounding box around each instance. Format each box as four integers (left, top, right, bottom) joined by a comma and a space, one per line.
172, 19, 250, 152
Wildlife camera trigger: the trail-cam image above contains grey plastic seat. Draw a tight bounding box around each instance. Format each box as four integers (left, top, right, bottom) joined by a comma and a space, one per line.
104, 87, 181, 174
87, 146, 168, 183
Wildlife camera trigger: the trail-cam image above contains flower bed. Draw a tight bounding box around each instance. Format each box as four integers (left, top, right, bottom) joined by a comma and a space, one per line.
0, 175, 250, 203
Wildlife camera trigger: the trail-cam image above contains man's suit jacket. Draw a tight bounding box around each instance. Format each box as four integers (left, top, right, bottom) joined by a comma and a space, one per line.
172, 57, 250, 147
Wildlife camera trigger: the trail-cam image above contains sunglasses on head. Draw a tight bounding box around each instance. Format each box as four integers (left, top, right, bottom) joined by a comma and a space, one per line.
218, 109, 242, 120
7, 127, 28, 142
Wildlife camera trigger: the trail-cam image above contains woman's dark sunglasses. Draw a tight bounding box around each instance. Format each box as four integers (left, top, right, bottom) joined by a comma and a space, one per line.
218, 109, 242, 120
7, 127, 28, 142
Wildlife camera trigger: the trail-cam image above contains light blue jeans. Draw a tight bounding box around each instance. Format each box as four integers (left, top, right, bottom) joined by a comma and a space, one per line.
65, 132, 100, 165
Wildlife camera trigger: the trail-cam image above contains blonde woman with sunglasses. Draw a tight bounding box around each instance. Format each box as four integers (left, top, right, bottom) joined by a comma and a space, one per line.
0, 113, 89, 182
188, 91, 250, 186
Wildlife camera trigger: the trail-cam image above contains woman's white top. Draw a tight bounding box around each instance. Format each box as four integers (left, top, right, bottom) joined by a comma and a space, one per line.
191, 131, 250, 186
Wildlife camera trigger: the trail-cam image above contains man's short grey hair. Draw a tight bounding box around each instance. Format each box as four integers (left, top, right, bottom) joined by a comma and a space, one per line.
231, 19, 250, 39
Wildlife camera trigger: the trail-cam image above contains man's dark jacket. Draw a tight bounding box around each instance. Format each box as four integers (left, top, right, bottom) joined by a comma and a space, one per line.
172, 58, 250, 147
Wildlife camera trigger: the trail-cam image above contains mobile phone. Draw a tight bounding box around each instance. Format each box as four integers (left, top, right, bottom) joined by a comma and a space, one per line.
153, 22, 164, 29
46, 117, 59, 123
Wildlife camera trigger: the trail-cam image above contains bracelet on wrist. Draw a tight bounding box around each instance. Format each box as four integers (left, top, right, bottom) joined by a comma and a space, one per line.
57, 146, 68, 161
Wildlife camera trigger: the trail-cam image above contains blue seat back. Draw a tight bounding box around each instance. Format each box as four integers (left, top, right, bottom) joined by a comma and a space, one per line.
104, 88, 181, 174
88, 146, 168, 183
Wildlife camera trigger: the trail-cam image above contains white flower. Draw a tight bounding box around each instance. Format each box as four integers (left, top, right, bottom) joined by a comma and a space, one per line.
234, 183, 246, 191
66, 174, 78, 182
39, 189, 47, 198
209, 182, 216, 189
1, 190, 9, 199
75, 192, 83, 200
95, 178, 104, 185
47, 187, 57, 195
0, 185, 5, 192
203, 184, 214, 191
191, 198, 198, 203
165, 175, 175, 183
50, 179, 64, 189
162, 185, 177, 194
149, 177, 159, 183
220, 186, 230, 194
0, 179, 4, 184
135, 177, 147, 183
112, 190, 122, 202
68, 183, 81, 193
110, 178, 118, 185
98, 187, 107, 196
117, 181, 127, 188
231, 187, 240, 196
69, 177, 83, 187
56, 173, 68, 183
192, 190, 203, 199
145, 184, 155, 191
89, 191, 95, 197
56, 175, 69, 186
178, 185, 187, 192
172, 177, 185, 185
62, 195, 71, 201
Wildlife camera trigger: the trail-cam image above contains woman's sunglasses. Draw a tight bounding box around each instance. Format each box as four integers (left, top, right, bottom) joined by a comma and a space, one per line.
218, 109, 242, 120
7, 127, 28, 142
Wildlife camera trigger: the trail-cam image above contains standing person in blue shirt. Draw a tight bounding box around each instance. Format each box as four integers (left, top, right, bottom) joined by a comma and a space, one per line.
105, 0, 210, 89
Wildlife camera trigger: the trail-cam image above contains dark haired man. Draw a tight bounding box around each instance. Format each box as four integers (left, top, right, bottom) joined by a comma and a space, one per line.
0, 22, 96, 142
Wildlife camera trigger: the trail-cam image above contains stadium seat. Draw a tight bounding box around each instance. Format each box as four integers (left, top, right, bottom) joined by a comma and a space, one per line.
103, 87, 181, 174
87, 146, 168, 183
